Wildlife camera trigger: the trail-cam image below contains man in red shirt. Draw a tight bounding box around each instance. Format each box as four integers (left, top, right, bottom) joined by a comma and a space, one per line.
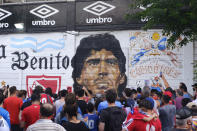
3, 86, 23, 131
21, 93, 41, 130
122, 98, 162, 131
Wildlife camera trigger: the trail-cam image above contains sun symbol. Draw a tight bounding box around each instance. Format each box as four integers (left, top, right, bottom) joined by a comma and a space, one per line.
152, 32, 160, 41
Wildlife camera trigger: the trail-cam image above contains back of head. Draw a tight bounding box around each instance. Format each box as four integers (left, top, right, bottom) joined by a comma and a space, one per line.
137, 87, 142, 93
76, 88, 84, 97
33, 85, 43, 95
123, 88, 132, 97
176, 107, 192, 127
31, 93, 41, 102
45, 87, 53, 96
139, 98, 153, 110
87, 102, 94, 113
176, 89, 183, 96
63, 103, 78, 118
9, 86, 17, 95
182, 98, 192, 107
162, 95, 171, 104
142, 86, 150, 97
40, 103, 54, 117
65, 93, 76, 105
105, 89, 117, 104
60, 89, 68, 98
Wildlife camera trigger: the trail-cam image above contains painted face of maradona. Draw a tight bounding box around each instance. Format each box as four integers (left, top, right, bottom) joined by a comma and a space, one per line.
76, 49, 125, 94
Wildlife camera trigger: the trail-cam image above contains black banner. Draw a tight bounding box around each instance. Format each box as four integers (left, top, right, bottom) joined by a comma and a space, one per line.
0, 0, 146, 33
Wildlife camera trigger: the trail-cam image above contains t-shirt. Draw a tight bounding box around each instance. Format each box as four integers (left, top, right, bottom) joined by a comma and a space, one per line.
175, 96, 183, 110
159, 104, 176, 130
61, 121, 89, 131
40, 94, 53, 104
100, 106, 126, 131
55, 99, 65, 114
122, 110, 162, 131
97, 101, 122, 113
3, 96, 23, 124
21, 104, 40, 129
83, 113, 99, 131
0, 116, 10, 131
77, 100, 87, 115
0, 107, 10, 128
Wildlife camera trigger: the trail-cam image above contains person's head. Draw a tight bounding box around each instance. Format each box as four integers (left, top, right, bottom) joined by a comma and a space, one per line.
176, 89, 183, 97
60, 89, 68, 98
45, 87, 53, 97
162, 95, 171, 104
31, 93, 40, 102
17, 90, 27, 99
131, 89, 137, 99
179, 82, 188, 93
182, 98, 192, 107
87, 102, 94, 113
0, 92, 4, 105
105, 89, 117, 104
122, 88, 132, 98
176, 107, 192, 128
75, 88, 85, 98
142, 86, 151, 98
9, 86, 17, 95
137, 87, 142, 94
139, 98, 154, 111
71, 33, 126, 95
65, 93, 76, 105
40, 103, 54, 118
63, 103, 78, 119
33, 85, 43, 95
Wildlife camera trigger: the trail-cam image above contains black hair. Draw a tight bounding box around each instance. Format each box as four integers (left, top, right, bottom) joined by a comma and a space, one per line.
9, 86, 17, 95
76, 89, 84, 97
94, 97, 103, 111
105, 89, 117, 104
87, 102, 94, 113
65, 93, 76, 105
182, 98, 192, 107
45, 87, 53, 97
137, 87, 142, 93
17, 90, 27, 98
123, 88, 132, 97
179, 82, 188, 92
60, 89, 67, 97
64, 103, 78, 118
162, 95, 171, 104
33, 85, 43, 95
40, 103, 54, 117
0, 92, 4, 105
31, 93, 40, 102
139, 99, 152, 110
71, 33, 126, 95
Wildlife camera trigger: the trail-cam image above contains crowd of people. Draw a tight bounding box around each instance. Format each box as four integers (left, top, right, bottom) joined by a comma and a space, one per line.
0, 81, 197, 131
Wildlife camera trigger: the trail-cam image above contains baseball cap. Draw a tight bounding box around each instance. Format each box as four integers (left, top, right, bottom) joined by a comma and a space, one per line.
176, 107, 192, 119
187, 102, 197, 116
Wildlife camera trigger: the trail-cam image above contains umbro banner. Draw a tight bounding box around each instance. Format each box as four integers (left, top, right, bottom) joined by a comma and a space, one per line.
0, 0, 145, 33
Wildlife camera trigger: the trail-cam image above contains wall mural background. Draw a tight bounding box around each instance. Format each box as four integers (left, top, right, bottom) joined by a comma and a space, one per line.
0, 30, 194, 95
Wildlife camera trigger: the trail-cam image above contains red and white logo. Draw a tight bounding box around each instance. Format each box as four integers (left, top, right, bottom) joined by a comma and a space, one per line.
26, 75, 61, 96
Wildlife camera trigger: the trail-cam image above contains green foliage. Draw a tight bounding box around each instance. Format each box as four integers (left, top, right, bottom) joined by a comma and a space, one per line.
128, 0, 197, 49
193, 60, 197, 82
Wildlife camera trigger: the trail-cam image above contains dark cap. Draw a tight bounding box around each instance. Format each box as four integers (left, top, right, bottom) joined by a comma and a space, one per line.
192, 83, 197, 87
176, 107, 192, 119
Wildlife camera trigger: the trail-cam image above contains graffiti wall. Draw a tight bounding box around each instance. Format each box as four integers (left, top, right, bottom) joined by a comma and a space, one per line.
0, 30, 194, 95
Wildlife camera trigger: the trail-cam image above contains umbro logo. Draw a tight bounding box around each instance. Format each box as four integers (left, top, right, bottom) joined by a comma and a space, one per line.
0, 8, 12, 21
30, 4, 59, 19
83, 1, 115, 16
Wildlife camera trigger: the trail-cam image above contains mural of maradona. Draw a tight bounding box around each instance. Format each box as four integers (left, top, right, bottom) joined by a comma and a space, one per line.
71, 33, 127, 96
